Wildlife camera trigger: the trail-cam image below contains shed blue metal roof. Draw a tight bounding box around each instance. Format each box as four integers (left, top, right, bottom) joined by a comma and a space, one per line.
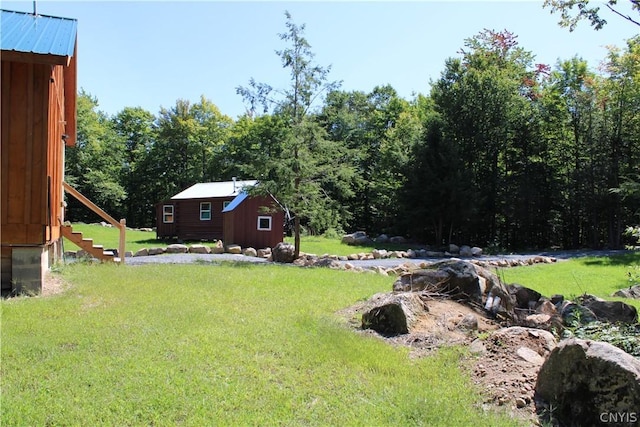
1, 9, 77, 57
222, 192, 249, 213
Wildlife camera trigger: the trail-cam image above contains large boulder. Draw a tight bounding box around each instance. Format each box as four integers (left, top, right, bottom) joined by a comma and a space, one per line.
392, 260, 513, 313
341, 231, 372, 246
559, 301, 598, 326
272, 242, 296, 263
361, 292, 428, 335
535, 338, 640, 426
508, 283, 543, 310
393, 268, 450, 293
373, 234, 389, 243
577, 294, 638, 324
614, 285, 640, 299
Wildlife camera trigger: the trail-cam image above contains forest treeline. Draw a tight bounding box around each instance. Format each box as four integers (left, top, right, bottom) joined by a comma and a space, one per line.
65, 28, 640, 251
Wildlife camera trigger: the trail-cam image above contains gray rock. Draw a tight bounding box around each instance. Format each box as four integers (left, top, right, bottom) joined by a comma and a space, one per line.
577, 294, 638, 324
134, 248, 149, 257
508, 283, 542, 310
148, 247, 165, 256
76, 249, 91, 258
372, 249, 388, 259
536, 300, 558, 316
361, 292, 427, 335
189, 244, 211, 254
469, 339, 487, 355
560, 301, 597, 326
211, 241, 224, 254
614, 285, 640, 299
449, 244, 460, 254
535, 338, 640, 427
257, 248, 271, 258
374, 234, 389, 243
457, 314, 478, 331
166, 244, 188, 254
314, 257, 341, 268
459, 245, 473, 257
393, 259, 513, 313
272, 242, 296, 263
225, 244, 242, 255
471, 246, 483, 257
341, 231, 371, 245
524, 314, 553, 330
516, 346, 545, 365
243, 247, 257, 257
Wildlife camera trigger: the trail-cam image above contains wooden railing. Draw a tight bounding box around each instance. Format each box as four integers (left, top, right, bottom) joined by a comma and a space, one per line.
62, 181, 126, 263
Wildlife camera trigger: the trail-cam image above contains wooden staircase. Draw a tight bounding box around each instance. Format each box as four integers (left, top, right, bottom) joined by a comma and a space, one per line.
61, 225, 118, 262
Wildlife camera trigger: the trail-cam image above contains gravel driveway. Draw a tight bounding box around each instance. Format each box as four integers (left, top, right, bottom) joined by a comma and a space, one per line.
120, 249, 631, 267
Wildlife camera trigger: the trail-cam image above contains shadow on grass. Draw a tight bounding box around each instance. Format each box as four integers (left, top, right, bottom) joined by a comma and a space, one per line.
131, 238, 221, 246
581, 251, 640, 266
131, 238, 165, 245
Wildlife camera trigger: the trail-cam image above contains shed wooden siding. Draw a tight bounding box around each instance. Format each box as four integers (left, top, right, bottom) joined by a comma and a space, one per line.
2, 59, 49, 244
223, 196, 284, 249
156, 197, 234, 241
1, 58, 70, 244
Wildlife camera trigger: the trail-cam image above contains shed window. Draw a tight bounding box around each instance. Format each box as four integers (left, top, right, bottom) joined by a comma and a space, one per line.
200, 202, 212, 220
163, 205, 174, 223
257, 216, 272, 231
223, 201, 231, 210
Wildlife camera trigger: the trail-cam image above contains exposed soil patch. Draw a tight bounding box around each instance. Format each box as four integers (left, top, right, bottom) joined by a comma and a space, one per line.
42, 272, 70, 297
338, 296, 552, 425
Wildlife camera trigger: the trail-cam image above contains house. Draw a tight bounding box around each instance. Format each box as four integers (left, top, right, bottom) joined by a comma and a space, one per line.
156, 180, 284, 248
222, 191, 285, 249
1, 9, 78, 294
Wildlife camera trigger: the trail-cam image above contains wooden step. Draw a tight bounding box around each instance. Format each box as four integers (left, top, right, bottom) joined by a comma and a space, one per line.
61, 225, 117, 262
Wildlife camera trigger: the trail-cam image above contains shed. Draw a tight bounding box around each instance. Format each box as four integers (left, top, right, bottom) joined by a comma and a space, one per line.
222, 191, 285, 249
156, 180, 258, 241
1, 9, 78, 294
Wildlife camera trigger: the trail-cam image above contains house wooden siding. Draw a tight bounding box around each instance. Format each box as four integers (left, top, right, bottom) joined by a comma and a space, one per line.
156, 197, 235, 241
223, 195, 284, 249
1, 11, 77, 292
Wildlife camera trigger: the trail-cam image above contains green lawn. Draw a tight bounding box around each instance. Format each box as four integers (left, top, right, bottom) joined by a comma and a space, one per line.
500, 252, 640, 311
64, 223, 164, 254
11, 228, 640, 425
0, 264, 523, 426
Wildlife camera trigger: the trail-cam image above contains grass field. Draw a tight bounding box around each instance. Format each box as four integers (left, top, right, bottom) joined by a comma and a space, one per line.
1, 264, 524, 426
64, 223, 164, 254
500, 252, 640, 311
11, 224, 640, 424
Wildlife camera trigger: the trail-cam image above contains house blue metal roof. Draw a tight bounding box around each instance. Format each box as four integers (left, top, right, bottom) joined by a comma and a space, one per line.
222, 192, 249, 213
1, 9, 77, 57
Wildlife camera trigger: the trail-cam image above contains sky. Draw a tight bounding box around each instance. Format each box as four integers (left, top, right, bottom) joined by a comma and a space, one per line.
3, 1, 639, 119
